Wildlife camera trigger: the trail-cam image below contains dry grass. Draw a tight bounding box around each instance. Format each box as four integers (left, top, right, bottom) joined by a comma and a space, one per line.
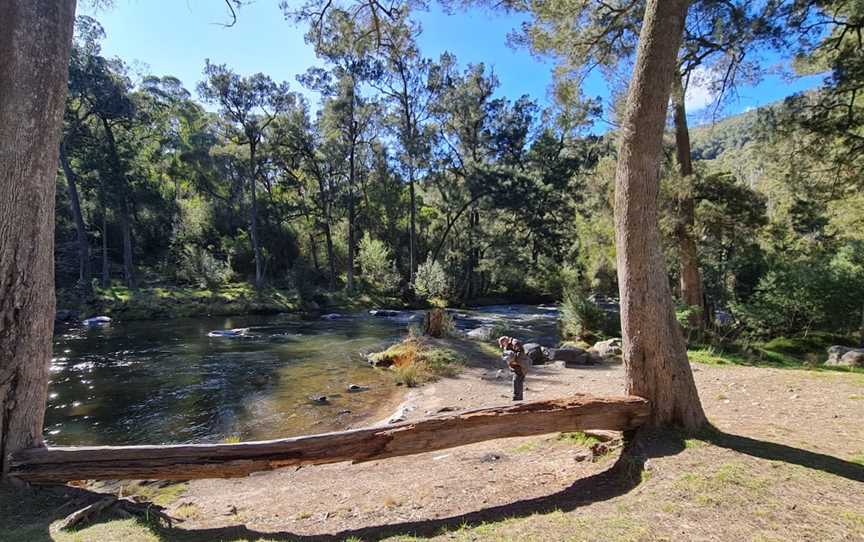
372, 336, 464, 387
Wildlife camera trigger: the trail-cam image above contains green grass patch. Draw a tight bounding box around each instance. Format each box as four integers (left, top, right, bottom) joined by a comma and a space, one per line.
558, 431, 602, 448
689, 335, 864, 379
371, 337, 464, 387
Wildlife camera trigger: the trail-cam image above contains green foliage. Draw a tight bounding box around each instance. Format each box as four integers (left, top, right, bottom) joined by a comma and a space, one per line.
560, 283, 616, 341
413, 256, 449, 301
422, 308, 455, 338
558, 431, 602, 448
176, 246, 233, 288
357, 233, 400, 294
732, 253, 864, 337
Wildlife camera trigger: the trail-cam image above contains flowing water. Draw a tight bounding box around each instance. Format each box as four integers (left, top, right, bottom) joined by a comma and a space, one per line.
46, 305, 559, 446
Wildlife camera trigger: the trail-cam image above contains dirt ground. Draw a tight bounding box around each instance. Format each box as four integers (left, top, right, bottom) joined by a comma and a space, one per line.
167, 352, 864, 542
5, 348, 864, 542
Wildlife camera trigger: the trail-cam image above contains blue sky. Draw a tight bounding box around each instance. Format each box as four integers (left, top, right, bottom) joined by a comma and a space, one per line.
80, 1, 825, 129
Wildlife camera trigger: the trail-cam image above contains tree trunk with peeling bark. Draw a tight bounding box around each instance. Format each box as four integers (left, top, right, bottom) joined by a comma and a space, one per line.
671, 76, 705, 332
613, 0, 707, 431
0, 0, 77, 478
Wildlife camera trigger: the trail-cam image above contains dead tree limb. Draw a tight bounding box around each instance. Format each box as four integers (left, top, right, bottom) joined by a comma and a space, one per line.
11, 394, 649, 482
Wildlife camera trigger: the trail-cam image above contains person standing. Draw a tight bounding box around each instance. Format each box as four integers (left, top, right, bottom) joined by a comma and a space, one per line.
498, 336, 530, 401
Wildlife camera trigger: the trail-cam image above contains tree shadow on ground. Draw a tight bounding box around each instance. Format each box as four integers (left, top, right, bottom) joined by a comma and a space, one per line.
701, 426, 864, 483
3, 431, 682, 542
145, 432, 689, 541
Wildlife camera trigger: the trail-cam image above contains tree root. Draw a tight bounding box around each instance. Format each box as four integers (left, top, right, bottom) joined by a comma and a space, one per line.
53, 491, 179, 532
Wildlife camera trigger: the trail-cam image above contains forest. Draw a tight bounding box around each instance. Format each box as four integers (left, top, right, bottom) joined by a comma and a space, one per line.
3, 0, 864, 540
54, 1, 863, 345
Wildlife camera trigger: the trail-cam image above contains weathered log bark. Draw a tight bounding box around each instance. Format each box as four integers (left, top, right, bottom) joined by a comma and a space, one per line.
10, 394, 649, 482
671, 75, 705, 332
612, 0, 707, 430
0, 0, 77, 478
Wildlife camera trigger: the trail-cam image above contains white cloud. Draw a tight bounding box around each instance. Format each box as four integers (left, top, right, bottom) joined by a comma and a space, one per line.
685, 67, 715, 112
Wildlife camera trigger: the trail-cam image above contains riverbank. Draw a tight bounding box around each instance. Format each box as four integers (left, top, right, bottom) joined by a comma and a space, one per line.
55, 283, 409, 322
6, 345, 863, 541
56, 283, 554, 323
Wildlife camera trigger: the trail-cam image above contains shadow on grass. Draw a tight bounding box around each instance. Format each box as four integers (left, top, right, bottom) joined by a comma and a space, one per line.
4, 431, 684, 542
701, 426, 864, 483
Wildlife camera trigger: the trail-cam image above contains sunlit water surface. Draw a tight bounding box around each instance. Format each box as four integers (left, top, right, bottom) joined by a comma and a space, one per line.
47, 305, 559, 445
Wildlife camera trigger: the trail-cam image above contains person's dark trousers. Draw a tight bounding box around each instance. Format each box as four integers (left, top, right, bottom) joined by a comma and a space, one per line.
512, 369, 524, 401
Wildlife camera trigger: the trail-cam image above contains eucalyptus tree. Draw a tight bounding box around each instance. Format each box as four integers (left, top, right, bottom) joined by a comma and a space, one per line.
372, 9, 436, 282
514, 0, 787, 329
0, 0, 77, 478
612, 0, 707, 430
62, 30, 139, 288
61, 16, 107, 295
198, 62, 295, 288
300, 8, 381, 292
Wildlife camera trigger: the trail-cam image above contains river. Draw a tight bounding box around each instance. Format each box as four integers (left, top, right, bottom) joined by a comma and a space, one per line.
46, 305, 559, 446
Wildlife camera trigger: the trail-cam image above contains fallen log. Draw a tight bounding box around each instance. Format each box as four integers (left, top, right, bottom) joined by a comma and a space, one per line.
10, 394, 649, 482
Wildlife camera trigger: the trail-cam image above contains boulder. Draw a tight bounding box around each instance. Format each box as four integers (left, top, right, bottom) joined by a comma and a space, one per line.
466, 326, 494, 341
826, 346, 864, 367
309, 395, 329, 405
83, 316, 112, 327
207, 328, 248, 338
841, 350, 864, 368
826, 345, 850, 365
522, 342, 548, 365
544, 347, 596, 366
369, 309, 400, 317
347, 384, 369, 392
321, 313, 344, 320
591, 338, 623, 360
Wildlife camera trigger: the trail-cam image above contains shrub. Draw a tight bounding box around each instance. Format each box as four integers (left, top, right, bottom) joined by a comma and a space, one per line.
732, 252, 863, 337
422, 308, 455, 338
357, 233, 400, 294
176, 246, 233, 288
413, 256, 449, 300
560, 285, 610, 341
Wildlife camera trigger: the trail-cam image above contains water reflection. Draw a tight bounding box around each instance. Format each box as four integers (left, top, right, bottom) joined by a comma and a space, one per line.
47, 305, 559, 446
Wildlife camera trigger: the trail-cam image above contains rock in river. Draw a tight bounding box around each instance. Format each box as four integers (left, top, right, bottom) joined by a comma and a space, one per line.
369, 309, 401, 317
466, 326, 494, 341
83, 316, 112, 326
207, 328, 249, 338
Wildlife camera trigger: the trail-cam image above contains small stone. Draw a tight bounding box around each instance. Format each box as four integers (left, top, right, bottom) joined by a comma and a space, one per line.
574, 451, 593, 462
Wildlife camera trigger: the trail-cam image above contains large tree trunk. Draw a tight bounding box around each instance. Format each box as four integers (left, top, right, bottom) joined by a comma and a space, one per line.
120, 207, 135, 289
346, 145, 356, 293
409, 168, 417, 282
101, 207, 109, 287
671, 76, 705, 332
59, 138, 92, 296
249, 140, 264, 289
100, 118, 135, 289
0, 0, 77, 478
612, 0, 706, 431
